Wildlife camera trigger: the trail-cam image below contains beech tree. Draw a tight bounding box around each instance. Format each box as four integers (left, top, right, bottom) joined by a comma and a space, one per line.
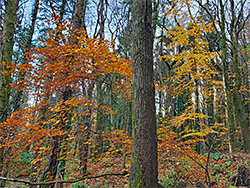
129, 0, 163, 187
0, 1, 19, 185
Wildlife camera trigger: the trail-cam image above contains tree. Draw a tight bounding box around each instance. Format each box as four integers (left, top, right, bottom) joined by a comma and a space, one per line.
0, 0, 19, 183
0, 16, 132, 187
12, 0, 40, 112
71, 0, 89, 177
129, 0, 163, 187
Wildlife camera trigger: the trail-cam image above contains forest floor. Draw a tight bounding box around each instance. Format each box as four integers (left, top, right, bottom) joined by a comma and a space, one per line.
5, 151, 250, 187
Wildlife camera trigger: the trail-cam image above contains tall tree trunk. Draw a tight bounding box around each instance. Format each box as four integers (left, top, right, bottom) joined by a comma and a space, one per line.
206, 80, 216, 151
229, 0, 250, 153
13, 0, 39, 112
94, 0, 106, 156
129, 0, 162, 187
0, 0, 19, 186
39, 2, 69, 186
219, 0, 237, 153
26, 3, 40, 188
71, 0, 90, 176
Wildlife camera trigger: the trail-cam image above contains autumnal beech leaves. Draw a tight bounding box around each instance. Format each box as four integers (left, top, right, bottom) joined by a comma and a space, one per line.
0, 17, 132, 185
10, 20, 132, 98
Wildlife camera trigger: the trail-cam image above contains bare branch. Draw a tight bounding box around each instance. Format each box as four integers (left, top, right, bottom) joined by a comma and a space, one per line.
195, 0, 220, 35
236, 12, 250, 35
0, 171, 128, 186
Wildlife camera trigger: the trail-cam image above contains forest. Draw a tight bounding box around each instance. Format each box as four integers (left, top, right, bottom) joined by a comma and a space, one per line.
0, 0, 250, 187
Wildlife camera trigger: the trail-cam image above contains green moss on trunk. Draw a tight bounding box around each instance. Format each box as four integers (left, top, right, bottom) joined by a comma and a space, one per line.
0, 0, 19, 175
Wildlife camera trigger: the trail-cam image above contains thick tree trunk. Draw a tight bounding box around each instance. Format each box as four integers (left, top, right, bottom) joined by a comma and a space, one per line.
72, 0, 87, 31
229, 0, 250, 154
219, 0, 237, 153
129, 0, 162, 187
0, 0, 19, 185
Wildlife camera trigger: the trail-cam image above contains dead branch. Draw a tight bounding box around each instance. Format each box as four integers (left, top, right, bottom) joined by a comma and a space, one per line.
0, 171, 128, 186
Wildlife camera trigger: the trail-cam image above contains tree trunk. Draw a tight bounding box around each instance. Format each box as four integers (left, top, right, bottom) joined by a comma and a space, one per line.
94, 0, 106, 156
39, 2, 69, 186
71, 0, 90, 176
13, 0, 39, 112
0, 0, 19, 186
229, 0, 250, 153
40, 136, 61, 188
72, 0, 88, 31
96, 81, 103, 155
129, 0, 162, 187
27, 3, 40, 187
219, 0, 237, 153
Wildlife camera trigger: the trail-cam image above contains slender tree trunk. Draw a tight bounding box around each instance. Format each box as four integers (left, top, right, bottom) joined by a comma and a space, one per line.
96, 81, 104, 155
78, 82, 93, 176
40, 136, 62, 188
129, 0, 163, 187
79, 119, 90, 175
71, 0, 90, 176
194, 79, 202, 153
94, 0, 106, 156
39, 2, 69, 186
27, 3, 40, 187
206, 80, 216, 151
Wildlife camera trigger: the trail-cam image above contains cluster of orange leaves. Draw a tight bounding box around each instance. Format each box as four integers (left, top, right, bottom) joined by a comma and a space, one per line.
7, 18, 132, 98
0, 16, 133, 184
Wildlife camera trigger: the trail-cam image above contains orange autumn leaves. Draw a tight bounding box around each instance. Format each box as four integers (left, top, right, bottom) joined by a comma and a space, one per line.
0, 17, 132, 172
8, 19, 132, 98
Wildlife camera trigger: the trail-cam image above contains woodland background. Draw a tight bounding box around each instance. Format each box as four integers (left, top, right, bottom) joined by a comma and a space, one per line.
0, 0, 250, 187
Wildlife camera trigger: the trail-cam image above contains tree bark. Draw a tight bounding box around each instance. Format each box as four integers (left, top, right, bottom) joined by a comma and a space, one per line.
71, 0, 91, 176
229, 0, 250, 153
0, 0, 19, 184
26, 3, 40, 187
40, 136, 61, 188
219, 0, 237, 153
129, 0, 162, 187
72, 0, 88, 31
13, 0, 39, 113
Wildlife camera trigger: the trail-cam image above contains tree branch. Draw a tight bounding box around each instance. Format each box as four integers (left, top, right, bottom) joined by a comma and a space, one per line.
195, 0, 220, 35
0, 171, 128, 186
